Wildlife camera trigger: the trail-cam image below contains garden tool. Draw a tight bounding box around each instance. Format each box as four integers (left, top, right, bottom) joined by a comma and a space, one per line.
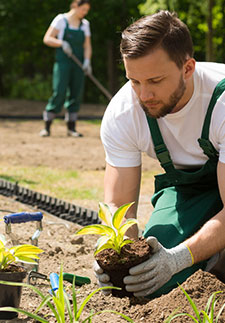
27, 270, 91, 286
4, 212, 43, 273
49, 273, 72, 301
70, 53, 112, 101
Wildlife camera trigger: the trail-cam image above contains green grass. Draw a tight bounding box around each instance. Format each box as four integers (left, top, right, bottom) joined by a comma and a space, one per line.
0, 165, 104, 205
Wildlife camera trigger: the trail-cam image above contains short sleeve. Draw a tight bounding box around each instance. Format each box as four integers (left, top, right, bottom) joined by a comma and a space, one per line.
100, 103, 142, 168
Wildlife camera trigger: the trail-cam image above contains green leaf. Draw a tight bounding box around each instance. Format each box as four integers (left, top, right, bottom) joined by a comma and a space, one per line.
120, 239, 134, 249
98, 202, 112, 226
75, 224, 115, 237
77, 286, 121, 320
0, 307, 48, 323
119, 219, 138, 237
94, 240, 115, 255
216, 302, 225, 322
14, 255, 38, 264
112, 202, 134, 230
179, 285, 201, 321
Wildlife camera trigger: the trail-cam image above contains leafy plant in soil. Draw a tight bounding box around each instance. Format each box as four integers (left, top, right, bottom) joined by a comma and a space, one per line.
0, 233, 44, 319
75, 202, 152, 297
0, 265, 136, 323
164, 285, 225, 323
0, 233, 44, 271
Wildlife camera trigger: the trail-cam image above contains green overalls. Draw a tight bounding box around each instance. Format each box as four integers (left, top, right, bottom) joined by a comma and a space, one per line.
143, 79, 225, 298
46, 19, 85, 115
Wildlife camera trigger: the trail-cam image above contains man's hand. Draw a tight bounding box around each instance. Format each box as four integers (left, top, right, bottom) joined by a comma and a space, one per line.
83, 58, 92, 74
62, 41, 72, 57
124, 236, 193, 297
93, 260, 112, 295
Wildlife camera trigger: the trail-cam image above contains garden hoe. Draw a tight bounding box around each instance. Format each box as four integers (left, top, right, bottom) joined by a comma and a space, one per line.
70, 53, 113, 101
4, 211, 43, 277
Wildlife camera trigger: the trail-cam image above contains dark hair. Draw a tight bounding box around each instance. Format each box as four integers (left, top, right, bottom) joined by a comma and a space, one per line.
72, 0, 90, 7
120, 10, 193, 69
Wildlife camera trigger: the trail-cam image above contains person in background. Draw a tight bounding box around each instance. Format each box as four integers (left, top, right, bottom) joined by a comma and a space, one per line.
95, 10, 225, 298
40, 0, 92, 138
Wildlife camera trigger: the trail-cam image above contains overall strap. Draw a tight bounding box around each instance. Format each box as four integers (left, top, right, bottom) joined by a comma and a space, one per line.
198, 78, 225, 159
79, 20, 83, 29
146, 116, 175, 172
64, 17, 69, 29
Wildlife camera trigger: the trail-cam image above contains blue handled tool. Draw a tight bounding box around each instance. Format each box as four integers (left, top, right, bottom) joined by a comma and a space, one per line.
4, 212, 43, 272
49, 273, 59, 292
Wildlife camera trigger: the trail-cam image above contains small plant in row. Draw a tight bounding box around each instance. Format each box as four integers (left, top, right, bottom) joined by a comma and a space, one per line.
0, 265, 135, 323
164, 285, 225, 323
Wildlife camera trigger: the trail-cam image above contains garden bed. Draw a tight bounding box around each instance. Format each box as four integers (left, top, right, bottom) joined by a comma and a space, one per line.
0, 102, 224, 322
0, 195, 225, 323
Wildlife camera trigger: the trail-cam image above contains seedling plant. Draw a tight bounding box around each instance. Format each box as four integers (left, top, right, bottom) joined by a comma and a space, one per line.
164, 285, 225, 323
0, 265, 135, 322
75, 202, 137, 255
0, 233, 43, 270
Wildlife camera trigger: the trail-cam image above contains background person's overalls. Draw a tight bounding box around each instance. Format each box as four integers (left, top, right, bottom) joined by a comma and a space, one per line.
143, 79, 225, 298
44, 18, 85, 133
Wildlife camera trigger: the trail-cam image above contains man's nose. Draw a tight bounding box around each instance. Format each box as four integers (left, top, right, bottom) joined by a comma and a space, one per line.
139, 85, 154, 102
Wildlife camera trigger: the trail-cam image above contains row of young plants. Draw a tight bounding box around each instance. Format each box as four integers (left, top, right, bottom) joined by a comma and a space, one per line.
0, 202, 225, 322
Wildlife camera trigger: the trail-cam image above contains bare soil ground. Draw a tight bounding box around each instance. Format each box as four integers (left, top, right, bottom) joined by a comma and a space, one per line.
0, 99, 225, 322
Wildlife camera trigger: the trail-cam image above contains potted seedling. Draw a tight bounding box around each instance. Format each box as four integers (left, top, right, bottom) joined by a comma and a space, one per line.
0, 234, 44, 320
75, 202, 152, 297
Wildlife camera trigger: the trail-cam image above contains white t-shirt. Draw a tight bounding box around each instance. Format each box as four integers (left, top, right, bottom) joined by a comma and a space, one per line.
50, 14, 91, 40
101, 62, 225, 169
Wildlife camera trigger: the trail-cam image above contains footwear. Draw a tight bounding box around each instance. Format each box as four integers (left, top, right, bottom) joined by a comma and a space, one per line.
66, 121, 83, 137
67, 130, 83, 137
39, 129, 50, 137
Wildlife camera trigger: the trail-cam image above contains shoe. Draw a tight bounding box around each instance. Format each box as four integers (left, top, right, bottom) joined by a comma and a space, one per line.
39, 129, 50, 137
67, 130, 83, 137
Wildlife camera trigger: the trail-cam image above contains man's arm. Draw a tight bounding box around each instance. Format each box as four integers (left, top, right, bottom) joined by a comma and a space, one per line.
104, 162, 141, 240
186, 161, 225, 263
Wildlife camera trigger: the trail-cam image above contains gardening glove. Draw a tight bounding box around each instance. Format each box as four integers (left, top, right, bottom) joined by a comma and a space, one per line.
93, 260, 113, 296
83, 58, 92, 74
62, 41, 72, 57
124, 236, 193, 297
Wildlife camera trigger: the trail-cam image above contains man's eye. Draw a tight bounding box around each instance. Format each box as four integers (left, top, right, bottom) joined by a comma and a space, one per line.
131, 80, 139, 85
150, 79, 162, 84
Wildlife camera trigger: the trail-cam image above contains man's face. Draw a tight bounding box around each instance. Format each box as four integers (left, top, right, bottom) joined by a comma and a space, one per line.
124, 48, 188, 118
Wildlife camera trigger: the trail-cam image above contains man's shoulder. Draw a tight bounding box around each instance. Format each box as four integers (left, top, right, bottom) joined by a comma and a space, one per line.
106, 81, 138, 115
196, 62, 225, 80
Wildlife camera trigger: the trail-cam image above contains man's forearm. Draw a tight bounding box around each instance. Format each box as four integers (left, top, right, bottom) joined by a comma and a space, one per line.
186, 208, 225, 263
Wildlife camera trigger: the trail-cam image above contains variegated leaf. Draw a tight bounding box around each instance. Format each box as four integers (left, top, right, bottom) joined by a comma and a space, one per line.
112, 202, 135, 230
15, 256, 38, 264
75, 224, 115, 237
98, 202, 112, 226
120, 239, 134, 249
119, 219, 138, 237
94, 240, 115, 255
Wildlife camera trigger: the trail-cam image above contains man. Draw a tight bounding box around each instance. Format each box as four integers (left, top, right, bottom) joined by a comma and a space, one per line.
95, 10, 225, 298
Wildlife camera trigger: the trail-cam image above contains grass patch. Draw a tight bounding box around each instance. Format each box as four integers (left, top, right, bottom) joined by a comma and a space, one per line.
0, 165, 104, 203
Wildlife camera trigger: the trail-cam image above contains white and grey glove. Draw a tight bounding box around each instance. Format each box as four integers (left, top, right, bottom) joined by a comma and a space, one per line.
93, 260, 112, 296
62, 41, 72, 57
124, 236, 193, 297
83, 58, 92, 74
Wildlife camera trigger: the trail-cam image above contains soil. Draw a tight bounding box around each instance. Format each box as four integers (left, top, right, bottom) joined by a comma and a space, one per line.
0, 99, 225, 322
96, 238, 152, 297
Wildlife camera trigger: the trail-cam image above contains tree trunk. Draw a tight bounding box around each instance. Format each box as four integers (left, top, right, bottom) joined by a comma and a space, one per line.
222, 0, 225, 62
107, 40, 118, 95
206, 0, 214, 61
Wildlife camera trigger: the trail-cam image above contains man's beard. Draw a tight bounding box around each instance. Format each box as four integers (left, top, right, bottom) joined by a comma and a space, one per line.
140, 75, 186, 119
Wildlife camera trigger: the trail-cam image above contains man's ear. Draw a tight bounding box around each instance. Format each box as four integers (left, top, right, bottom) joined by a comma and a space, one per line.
183, 58, 195, 80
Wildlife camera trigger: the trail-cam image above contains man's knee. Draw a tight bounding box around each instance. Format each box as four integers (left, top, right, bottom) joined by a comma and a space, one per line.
208, 249, 225, 283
